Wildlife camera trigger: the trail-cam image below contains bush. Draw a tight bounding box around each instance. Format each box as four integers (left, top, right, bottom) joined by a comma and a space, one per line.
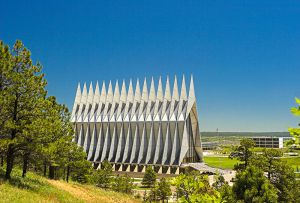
142, 166, 156, 188
111, 174, 134, 194
92, 160, 112, 188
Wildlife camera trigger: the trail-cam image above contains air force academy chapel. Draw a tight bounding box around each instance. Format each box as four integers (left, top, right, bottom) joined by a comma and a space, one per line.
71, 75, 203, 174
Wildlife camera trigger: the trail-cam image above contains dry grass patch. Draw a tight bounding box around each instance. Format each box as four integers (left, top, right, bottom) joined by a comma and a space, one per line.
47, 180, 140, 203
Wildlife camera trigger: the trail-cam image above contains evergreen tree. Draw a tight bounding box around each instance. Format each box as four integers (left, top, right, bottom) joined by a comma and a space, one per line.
67, 142, 92, 183
250, 150, 300, 202
270, 161, 300, 203
229, 138, 255, 170
0, 41, 11, 135
250, 149, 283, 180
219, 183, 235, 203
157, 178, 172, 203
36, 97, 75, 179
232, 166, 278, 203
93, 160, 113, 188
0, 40, 47, 179
20, 96, 71, 177
148, 183, 159, 202
174, 171, 221, 202
0, 40, 97, 182
111, 174, 134, 194
142, 166, 157, 188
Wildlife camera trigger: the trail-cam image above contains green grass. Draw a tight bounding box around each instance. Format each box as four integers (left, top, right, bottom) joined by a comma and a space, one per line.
0, 168, 140, 203
204, 156, 239, 170
0, 168, 81, 203
281, 157, 300, 171
204, 156, 300, 171
133, 178, 143, 182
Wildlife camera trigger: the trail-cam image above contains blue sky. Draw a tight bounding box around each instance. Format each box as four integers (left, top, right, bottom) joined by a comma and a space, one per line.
1, 0, 299, 131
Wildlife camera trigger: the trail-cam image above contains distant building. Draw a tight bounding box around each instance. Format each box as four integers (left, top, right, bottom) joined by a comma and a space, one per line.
250, 137, 293, 148
71, 75, 203, 174
202, 142, 219, 150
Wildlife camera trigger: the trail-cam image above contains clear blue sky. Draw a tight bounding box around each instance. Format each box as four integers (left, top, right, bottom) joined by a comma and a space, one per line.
1, 0, 299, 132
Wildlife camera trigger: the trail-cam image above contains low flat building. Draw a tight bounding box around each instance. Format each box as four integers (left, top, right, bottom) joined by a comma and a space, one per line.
250, 137, 293, 148
202, 142, 219, 150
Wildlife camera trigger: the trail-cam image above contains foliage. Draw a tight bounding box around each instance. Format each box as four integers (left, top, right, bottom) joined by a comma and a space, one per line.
174, 171, 222, 203
111, 174, 134, 194
147, 178, 172, 202
212, 173, 226, 190
69, 154, 92, 183
232, 166, 278, 203
288, 97, 300, 147
92, 160, 113, 189
142, 190, 148, 202
35, 97, 76, 179
142, 166, 157, 188
221, 140, 300, 203
147, 183, 159, 202
250, 149, 283, 180
157, 178, 172, 202
0, 40, 90, 182
268, 161, 300, 202
0, 40, 48, 179
219, 183, 235, 203
229, 138, 255, 170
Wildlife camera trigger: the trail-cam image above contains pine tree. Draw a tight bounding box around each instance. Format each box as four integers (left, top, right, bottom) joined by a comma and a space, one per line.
0, 40, 47, 179
250, 148, 283, 180
93, 160, 113, 188
142, 166, 157, 188
174, 171, 221, 202
0, 41, 12, 169
229, 138, 255, 170
232, 166, 278, 202
0, 40, 94, 182
157, 178, 172, 203
111, 174, 134, 194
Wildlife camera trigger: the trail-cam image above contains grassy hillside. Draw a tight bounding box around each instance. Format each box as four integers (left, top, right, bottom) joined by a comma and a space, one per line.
0, 168, 139, 203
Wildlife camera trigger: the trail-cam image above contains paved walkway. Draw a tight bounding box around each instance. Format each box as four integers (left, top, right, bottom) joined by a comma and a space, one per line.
182, 162, 235, 186
182, 162, 229, 174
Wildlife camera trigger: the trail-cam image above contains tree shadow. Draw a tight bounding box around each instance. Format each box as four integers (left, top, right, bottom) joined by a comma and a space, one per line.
0, 167, 45, 191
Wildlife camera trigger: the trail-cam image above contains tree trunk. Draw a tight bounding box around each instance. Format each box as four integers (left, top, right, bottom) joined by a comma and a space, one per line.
0, 155, 4, 167
66, 166, 70, 182
268, 160, 272, 180
5, 144, 14, 179
43, 161, 47, 176
6, 94, 19, 179
49, 165, 55, 179
22, 152, 30, 178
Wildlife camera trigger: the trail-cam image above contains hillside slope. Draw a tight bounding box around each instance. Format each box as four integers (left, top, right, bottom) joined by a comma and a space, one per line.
0, 169, 139, 203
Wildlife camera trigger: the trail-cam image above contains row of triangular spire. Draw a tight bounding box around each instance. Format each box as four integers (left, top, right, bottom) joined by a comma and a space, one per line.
73, 75, 195, 105
71, 75, 196, 122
